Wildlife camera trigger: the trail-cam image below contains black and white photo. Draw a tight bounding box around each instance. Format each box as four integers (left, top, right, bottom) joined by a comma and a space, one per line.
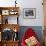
23, 8, 36, 19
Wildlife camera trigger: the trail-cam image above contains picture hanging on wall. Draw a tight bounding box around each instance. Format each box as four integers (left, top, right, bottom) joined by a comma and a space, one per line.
23, 8, 36, 19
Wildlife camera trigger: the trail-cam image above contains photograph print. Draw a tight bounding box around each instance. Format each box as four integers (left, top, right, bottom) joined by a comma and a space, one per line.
23, 8, 36, 19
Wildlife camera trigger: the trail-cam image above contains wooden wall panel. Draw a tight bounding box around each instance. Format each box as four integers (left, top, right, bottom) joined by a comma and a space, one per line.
43, 0, 46, 26
42, 0, 46, 46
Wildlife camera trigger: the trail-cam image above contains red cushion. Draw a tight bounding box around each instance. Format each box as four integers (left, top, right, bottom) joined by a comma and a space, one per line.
21, 28, 41, 46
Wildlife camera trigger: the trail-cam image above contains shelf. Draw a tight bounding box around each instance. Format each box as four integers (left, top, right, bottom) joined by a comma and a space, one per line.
0, 7, 19, 15
2, 40, 19, 43
0, 7, 19, 24
0, 7, 20, 46
0, 24, 20, 32
1, 40, 19, 46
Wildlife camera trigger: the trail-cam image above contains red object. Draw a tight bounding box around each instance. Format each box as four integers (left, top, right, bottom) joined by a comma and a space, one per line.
21, 28, 41, 46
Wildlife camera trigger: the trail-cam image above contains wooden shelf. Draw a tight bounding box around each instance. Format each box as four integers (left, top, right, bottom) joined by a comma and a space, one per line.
0, 7, 20, 46
0, 40, 19, 46
0, 24, 20, 32
2, 40, 19, 42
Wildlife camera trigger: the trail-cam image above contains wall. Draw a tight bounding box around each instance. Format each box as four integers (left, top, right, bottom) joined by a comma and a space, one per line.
17, 0, 44, 26
0, 0, 44, 26
0, 0, 15, 7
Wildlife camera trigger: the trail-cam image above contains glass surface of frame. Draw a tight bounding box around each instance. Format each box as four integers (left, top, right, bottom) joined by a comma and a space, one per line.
2, 10, 9, 15
23, 8, 36, 19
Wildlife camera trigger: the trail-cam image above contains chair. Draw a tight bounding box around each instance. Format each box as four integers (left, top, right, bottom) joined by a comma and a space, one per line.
21, 28, 41, 46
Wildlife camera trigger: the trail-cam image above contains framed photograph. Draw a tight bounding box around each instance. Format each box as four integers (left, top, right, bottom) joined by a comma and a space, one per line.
9, 10, 18, 15
2, 10, 9, 15
23, 8, 36, 19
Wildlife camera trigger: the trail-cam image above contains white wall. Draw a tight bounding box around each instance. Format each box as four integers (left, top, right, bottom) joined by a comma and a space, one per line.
0, 0, 44, 26
17, 0, 44, 26
0, 0, 15, 7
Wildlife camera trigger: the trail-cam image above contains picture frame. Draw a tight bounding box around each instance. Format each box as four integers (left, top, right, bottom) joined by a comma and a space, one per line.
23, 8, 36, 19
2, 10, 9, 15
9, 10, 18, 15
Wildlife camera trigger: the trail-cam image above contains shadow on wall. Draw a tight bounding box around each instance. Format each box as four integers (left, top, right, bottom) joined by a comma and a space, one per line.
18, 26, 44, 44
